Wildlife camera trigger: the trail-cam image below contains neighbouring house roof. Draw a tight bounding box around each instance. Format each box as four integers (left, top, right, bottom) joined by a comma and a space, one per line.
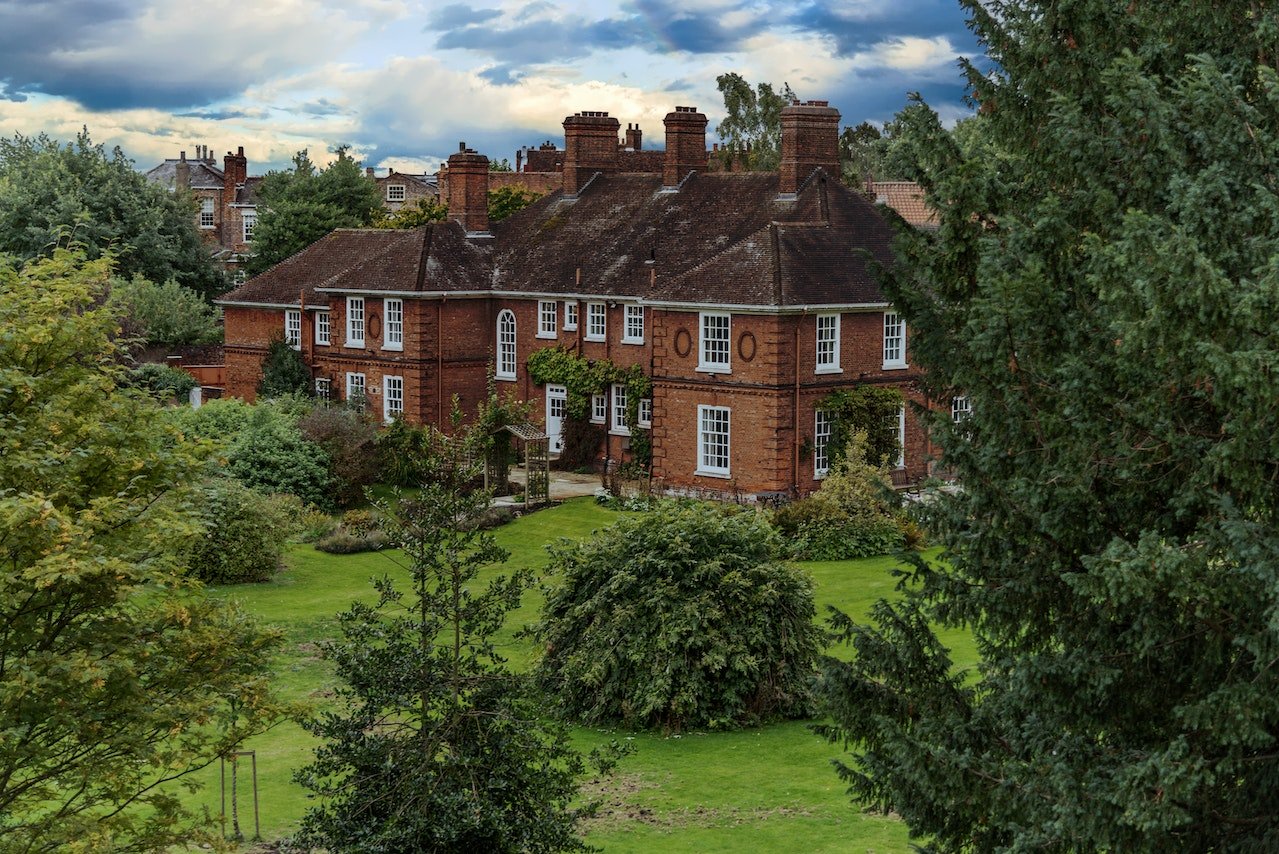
144, 159, 225, 191
866, 180, 938, 229
235, 176, 262, 206
220, 168, 899, 309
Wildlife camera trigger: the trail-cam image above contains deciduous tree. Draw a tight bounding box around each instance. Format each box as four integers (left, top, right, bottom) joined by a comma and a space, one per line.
714, 73, 796, 170
817, 3, 1279, 849
0, 130, 225, 298
0, 249, 280, 851
247, 147, 382, 274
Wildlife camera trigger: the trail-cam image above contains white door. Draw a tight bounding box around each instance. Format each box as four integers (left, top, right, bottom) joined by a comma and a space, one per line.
545, 384, 566, 453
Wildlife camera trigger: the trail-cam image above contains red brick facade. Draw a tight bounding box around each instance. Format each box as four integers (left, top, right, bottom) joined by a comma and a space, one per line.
219, 96, 939, 500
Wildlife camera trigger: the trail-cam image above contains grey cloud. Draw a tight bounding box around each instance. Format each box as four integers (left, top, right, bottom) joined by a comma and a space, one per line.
425, 3, 501, 29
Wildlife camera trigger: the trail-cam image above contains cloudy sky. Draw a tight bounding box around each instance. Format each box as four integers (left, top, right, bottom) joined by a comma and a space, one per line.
0, 0, 982, 175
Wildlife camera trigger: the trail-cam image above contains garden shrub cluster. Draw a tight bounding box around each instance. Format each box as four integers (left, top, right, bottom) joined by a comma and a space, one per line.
534, 500, 822, 732
776, 430, 921, 560
127, 362, 196, 403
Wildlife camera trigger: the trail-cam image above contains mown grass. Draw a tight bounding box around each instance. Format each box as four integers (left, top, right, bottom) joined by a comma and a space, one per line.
189, 498, 974, 852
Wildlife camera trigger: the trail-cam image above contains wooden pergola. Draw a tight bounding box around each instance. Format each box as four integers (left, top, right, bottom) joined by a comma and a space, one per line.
486, 422, 550, 510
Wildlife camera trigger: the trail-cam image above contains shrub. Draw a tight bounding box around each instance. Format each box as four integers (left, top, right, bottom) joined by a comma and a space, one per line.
187, 479, 294, 583
226, 406, 334, 510
376, 418, 443, 486
258, 337, 312, 398
779, 430, 907, 560
298, 404, 378, 507
128, 362, 196, 403
534, 501, 822, 732
314, 528, 389, 554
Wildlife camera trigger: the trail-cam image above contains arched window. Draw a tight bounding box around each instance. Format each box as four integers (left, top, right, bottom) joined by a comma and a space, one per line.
496, 309, 516, 380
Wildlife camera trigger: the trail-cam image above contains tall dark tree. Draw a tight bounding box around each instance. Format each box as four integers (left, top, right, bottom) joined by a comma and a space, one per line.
247, 147, 382, 274
294, 473, 600, 853
0, 130, 224, 298
817, 2, 1279, 850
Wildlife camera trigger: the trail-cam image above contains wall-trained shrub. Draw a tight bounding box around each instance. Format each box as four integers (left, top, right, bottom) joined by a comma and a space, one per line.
533, 501, 823, 732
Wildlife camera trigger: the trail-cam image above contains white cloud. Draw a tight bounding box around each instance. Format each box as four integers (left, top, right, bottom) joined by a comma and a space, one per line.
850, 36, 957, 74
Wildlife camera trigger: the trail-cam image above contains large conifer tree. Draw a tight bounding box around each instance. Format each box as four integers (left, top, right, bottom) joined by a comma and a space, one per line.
818, 3, 1279, 849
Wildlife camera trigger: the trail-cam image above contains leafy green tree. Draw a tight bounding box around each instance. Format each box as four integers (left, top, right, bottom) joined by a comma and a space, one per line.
0, 130, 224, 298
817, 3, 1279, 849
247, 146, 382, 274
487, 186, 541, 222
294, 475, 598, 853
110, 273, 223, 345
258, 336, 313, 398
371, 195, 449, 229
714, 73, 796, 170
535, 501, 822, 732
0, 248, 280, 851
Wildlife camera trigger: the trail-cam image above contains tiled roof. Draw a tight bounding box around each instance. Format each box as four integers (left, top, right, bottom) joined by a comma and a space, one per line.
144, 159, 225, 190
235, 177, 262, 206
222, 168, 900, 309
866, 180, 937, 228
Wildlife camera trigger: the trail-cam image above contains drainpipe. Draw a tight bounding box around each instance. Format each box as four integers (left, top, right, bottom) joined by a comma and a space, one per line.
792, 312, 803, 495
436, 298, 444, 427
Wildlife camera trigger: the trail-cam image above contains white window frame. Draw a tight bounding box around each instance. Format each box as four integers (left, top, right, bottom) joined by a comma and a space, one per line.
696, 405, 731, 478
590, 394, 606, 424
315, 377, 331, 400
564, 301, 578, 331
315, 311, 331, 346
346, 297, 365, 347
883, 311, 907, 369
814, 409, 832, 478
346, 372, 366, 410
496, 309, 517, 381
623, 305, 644, 344
537, 300, 557, 339
638, 398, 652, 428
384, 298, 403, 351
816, 313, 841, 373
284, 309, 301, 350
586, 302, 606, 342
199, 197, 215, 229
232, 269, 247, 285
952, 395, 972, 422
611, 383, 629, 436
386, 183, 406, 202
897, 404, 906, 469
383, 375, 404, 423
698, 312, 731, 373
241, 211, 256, 243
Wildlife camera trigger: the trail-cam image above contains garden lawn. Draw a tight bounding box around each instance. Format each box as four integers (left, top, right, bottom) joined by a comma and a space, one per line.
188, 497, 975, 851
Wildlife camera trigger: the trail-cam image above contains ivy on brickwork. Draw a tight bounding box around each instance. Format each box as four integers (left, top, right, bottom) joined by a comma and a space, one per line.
526, 348, 653, 468
817, 386, 903, 468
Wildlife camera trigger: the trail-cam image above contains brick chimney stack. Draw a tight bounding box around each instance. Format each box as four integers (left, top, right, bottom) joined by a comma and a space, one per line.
175, 151, 190, 191
779, 100, 841, 195
663, 106, 707, 188
221, 146, 248, 241
446, 142, 490, 234
624, 123, 642, 151
562, 111, 620, 195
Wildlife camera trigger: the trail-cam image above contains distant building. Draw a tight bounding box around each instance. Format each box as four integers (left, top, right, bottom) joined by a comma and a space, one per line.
218, 98, 937, 498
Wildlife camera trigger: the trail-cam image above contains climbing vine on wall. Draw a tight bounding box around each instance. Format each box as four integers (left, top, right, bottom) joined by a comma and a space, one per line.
526, 348, 653, 468
817, 386, 904, 468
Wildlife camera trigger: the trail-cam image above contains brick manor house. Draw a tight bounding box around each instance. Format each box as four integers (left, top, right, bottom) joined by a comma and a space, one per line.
218, 100, 932, 498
